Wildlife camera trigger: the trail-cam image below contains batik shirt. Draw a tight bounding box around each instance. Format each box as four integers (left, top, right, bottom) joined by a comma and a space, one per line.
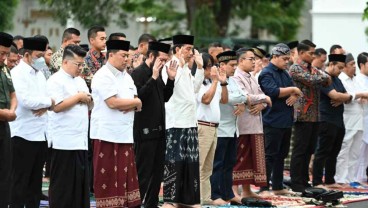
82, 49, 105, 88
289, 59, 329, 122
50, 47, 64, 74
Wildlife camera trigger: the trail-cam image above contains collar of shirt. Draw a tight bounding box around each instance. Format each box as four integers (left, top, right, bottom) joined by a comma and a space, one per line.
19, 59, 38, 75
203, 78, 212, 85
172, 54, 188, 68
142, 62, 152, 76
339, 71, 353, 81
60, 67, 74, 79
296, 58, 311, 70
235, 67, 251, 78
58, 47, 64, 54
90, 48, 104, 59
268, 62, 283, 72
106, 61, 125, 77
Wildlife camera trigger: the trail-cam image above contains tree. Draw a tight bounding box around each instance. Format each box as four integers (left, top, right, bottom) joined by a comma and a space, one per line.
39, 0, 304, 41
0, 0, 19, 31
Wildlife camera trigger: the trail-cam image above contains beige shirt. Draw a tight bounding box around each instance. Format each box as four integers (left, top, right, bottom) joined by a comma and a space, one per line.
233, 68, 267, 135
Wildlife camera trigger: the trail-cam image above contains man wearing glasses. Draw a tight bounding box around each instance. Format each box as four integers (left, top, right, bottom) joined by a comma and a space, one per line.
258, 43, 302, 196
47, 45, 93, 207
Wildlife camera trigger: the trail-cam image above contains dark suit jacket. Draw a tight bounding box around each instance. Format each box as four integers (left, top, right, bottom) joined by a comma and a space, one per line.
131, 62, 174, 141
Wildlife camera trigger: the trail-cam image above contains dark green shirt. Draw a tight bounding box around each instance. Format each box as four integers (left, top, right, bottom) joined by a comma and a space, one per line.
0, 65, 15, 109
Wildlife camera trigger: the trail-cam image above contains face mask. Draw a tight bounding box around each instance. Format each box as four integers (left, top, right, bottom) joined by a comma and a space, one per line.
31, 57, 46, 70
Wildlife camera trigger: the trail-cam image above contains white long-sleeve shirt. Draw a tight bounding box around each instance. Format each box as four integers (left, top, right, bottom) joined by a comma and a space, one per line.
10, 60, 52, 141
338, 72, 364, 130
356, 72, 368, 143
162, 55, 204, 129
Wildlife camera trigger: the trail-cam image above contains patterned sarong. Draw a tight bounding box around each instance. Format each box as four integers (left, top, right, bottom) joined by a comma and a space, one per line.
93, 140, 141, 208
163, 127, 200, 205
233, 134, 267, 186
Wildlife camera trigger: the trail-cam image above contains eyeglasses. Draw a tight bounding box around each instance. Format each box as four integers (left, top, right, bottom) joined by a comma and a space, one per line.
70, 61, 86, 68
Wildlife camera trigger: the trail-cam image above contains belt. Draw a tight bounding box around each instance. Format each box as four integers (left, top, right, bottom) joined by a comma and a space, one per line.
198, 120, 219, 127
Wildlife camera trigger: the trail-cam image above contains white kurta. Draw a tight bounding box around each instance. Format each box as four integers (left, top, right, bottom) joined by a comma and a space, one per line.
335, 72, 365, 183
162, 55, 204, 129
91, 62, 137, 143
10, 60, 52, 141
355, 72, 368, 182
46, 69, 89, 150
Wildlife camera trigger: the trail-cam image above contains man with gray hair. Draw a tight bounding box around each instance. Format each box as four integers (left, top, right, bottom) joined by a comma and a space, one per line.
258, 43, 302, 196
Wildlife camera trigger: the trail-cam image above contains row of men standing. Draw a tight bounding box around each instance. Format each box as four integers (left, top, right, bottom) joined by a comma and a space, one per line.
1, 26, 368, 208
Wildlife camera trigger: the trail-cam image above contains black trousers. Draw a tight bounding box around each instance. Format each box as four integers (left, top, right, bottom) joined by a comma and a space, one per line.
261, 126, 291, 191
290, 122, 319, 191
313, 122, 345, 186
134, 138, 165, 208
210, 136, 237, 201
44, 147, 52, 178
0, 121, 12, 208
49, 149, 90, 208
10, 136, 46, 208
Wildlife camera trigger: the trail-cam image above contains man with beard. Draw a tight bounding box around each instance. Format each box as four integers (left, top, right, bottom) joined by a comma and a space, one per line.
0, 32, 17, 208
91, 40, 141, 207
131, 41, 177, 208
312, 54, 368, 188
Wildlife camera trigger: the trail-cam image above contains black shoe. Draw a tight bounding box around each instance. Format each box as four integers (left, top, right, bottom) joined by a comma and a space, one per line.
291, 184, 306, 193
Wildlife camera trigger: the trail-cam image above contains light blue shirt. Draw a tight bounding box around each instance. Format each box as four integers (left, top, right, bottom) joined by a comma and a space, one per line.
218, 77, 247, 137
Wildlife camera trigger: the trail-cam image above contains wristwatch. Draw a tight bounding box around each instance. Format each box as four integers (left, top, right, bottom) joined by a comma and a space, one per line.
220, 82, 228, 86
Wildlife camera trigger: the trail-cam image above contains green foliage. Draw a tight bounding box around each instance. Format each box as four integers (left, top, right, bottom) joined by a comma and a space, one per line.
120, 0, 185, 37
38, 0, 304, 41
0, 0, 18, 31
191, 5, 218, 42
232, 0, 304, 41
363, 1, 368, 21
39, 0, 123, 28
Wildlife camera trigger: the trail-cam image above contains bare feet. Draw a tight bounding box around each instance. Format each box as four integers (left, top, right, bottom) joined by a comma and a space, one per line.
242, 191, 261, 199
314, 184, 329, 190
228, 196, 242, 204
162, 203, 176, 208
259, 190, 274, 198
338, 183, 351, 188
211, 198, 228, 205
273, 189, 297, 196
325, 183, 343, 189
